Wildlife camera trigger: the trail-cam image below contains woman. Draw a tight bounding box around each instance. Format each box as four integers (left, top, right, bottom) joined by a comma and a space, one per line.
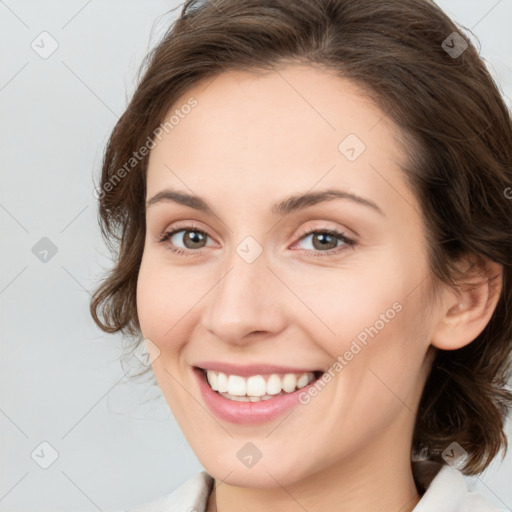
91, 0, 512, 510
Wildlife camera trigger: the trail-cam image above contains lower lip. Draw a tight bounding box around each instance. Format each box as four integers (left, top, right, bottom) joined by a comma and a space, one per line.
194, 367, 320, 425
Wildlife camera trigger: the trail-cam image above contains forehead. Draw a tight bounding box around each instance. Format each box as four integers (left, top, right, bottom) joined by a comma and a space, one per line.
146, 64, 416, 218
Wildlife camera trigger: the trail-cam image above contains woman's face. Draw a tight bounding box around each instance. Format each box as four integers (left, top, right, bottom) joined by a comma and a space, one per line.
137, 64, 439, 487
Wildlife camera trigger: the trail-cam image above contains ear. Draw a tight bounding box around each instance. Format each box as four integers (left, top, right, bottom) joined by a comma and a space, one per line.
430, 255, 503, 350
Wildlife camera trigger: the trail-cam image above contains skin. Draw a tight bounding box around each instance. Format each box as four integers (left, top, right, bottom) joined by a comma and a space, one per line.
136, 63, 502, 512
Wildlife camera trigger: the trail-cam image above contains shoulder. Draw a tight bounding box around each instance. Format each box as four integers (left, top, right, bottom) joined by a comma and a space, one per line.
413, 461, 504, 512
125, 471, 214, 512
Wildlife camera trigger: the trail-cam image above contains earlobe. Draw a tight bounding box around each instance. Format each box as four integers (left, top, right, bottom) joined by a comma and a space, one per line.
430, 257, 502, 351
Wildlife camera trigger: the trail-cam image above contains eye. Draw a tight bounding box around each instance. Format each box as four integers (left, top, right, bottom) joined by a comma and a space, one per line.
158, 224, 215, 256
291, 227, 356, 257
158, 224, 356, 258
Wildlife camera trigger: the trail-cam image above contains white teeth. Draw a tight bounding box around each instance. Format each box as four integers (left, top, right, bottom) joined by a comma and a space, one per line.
217, 372, 228, 393
282, 373, 297, 392
224, 394, 251, 402
297, 374, 311, 389
205, 369, 318, 399
206, 370, 218, 391
266, 374, 282, 395
219, 391, 285, 402
246, 375, 266, 396
227, 375, 246, 396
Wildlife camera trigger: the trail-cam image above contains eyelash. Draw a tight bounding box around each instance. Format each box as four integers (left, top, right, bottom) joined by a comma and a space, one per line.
157, 223, 356, 258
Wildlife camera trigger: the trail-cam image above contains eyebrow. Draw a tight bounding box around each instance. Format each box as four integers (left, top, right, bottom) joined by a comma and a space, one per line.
145, 188, 384, 217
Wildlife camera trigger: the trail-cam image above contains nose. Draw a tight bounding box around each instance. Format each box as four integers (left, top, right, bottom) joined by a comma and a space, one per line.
200, 249, 288, 346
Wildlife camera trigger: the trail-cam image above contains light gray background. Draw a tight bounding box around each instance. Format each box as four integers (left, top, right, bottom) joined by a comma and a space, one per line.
1, 1, 511, 511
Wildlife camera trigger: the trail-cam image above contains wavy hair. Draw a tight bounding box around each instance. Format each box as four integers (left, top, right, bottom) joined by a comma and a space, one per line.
90, 0, 512, 475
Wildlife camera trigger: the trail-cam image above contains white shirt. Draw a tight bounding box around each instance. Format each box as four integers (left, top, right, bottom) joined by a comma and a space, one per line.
125, 462, 502, 511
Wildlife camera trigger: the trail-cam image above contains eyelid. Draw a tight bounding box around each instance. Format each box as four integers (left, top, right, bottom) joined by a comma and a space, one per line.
158, 220, 215, 241
292, 223, 356, 244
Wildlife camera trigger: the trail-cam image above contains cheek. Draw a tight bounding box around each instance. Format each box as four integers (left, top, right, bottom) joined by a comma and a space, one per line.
135, 250, 208, 354
136, 250, 174, 343
285, 258, 416, 352
290, 249, 430, 397
296, 298, 429, 468
323, 283, 431, 434
136, 261, 164, 341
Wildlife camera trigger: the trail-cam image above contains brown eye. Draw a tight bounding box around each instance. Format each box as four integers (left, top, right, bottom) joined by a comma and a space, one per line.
293, 228, 355, 256
180, 230, 207, 249
159, 227, 211, 254
310, 232, 339, 251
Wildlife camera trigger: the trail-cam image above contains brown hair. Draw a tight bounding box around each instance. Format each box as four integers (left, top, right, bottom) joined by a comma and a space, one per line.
90, 0, 512, 475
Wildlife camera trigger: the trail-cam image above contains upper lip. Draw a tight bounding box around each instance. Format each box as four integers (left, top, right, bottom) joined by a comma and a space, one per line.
194, 361, 323, 377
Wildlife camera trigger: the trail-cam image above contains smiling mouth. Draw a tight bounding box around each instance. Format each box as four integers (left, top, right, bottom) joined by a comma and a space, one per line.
197, 367, 324, 402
